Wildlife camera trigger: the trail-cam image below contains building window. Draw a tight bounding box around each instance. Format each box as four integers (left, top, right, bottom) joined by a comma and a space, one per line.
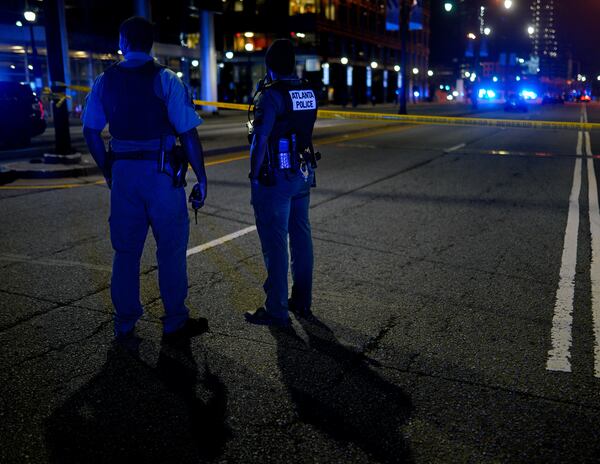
232, 33, 269, 52
322, 0, 335, 20
290, 0, 317, 15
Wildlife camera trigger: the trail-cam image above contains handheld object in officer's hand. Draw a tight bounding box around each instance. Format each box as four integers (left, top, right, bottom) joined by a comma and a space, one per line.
188, 183, 204, 224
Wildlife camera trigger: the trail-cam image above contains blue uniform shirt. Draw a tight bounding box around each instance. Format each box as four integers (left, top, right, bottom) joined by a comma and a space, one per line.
251, 77, 303, 138
82, 51, 202, 152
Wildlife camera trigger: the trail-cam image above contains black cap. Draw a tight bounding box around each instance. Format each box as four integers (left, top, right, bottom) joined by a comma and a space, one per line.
265, 39, 296, 75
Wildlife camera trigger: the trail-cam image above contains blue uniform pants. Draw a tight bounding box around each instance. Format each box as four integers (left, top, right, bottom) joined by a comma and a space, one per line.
109, 160, 190, 335
251, 170, 314, 319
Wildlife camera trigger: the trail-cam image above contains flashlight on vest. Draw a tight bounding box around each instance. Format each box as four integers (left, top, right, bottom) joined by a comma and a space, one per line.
188, 183, 204, 224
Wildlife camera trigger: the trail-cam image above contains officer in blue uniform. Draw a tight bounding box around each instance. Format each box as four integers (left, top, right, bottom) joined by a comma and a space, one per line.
83, 17, 208, 341
245, 39, 319, 327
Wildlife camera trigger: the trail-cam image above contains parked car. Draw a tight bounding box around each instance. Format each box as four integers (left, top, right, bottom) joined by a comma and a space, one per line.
0, 81, 46, 147
578, 94, 592, 103
542, 95, 565, 105
504, 94, 528, 112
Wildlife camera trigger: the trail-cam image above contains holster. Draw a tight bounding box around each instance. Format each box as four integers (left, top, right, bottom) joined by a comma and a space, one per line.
104, 149, 114, 180
169, 145, 188, 188
257, 163, 276, 187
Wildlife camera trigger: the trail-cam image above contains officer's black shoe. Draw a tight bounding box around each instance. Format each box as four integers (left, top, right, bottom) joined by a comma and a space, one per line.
288, 299, 312, 318
245, 307, 291, 327
114, 328, 141, 352
163, 317, 209, 342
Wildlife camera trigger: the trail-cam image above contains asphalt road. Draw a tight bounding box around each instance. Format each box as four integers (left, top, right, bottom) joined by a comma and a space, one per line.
0, 102, 492, 162
1, 103, 600, 463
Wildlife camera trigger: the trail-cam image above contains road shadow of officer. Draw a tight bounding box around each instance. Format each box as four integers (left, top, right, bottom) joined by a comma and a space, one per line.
44, 338, 230, 464
269, 317, 414, 463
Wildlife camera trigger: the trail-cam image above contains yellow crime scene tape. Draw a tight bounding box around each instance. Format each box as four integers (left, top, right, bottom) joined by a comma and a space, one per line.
43, 85, 600, 131
194, 99, 600, 132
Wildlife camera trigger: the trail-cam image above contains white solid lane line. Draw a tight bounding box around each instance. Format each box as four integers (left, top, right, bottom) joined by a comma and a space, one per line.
584, 110, 600, 378
186, 225, 257, 257
445, 143, 466, 153
546, 118, 584, 373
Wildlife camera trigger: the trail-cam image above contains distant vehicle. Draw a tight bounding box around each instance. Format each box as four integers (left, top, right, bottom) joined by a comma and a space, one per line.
504, 94, 528, 112
0, 81, 46, 147
578, 94, 592, 103
542, 95, 565, 105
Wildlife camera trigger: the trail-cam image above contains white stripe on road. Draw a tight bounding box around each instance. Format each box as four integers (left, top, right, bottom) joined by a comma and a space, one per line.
186, 225, 257, 257
0, 253, 112, 272
584, 112, 600, 377
0, 226, 258, 271
445, 143, 466, 153
546, 127, 584, 373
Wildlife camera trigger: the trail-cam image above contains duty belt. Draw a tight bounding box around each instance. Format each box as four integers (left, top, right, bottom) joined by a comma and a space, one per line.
112, 150, 169, 161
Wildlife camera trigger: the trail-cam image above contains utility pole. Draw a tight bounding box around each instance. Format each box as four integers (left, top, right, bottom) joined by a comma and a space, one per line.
199, 10, 218, 113
399, 0, 409, 115
134, 0, 151, 20
44, 0, 76, 160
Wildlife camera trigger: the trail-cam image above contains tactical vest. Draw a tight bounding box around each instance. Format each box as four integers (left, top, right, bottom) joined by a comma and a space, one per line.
101, 60, 175, 141
265, 79, 318, 169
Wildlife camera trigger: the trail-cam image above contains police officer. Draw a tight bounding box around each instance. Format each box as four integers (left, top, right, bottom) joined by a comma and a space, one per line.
83, 17, 208, 341
245, 39, 318, 326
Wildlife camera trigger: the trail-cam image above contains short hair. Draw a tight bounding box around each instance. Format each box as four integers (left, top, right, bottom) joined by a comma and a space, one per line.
119, 16, 154, 53
265, 39, 296, 75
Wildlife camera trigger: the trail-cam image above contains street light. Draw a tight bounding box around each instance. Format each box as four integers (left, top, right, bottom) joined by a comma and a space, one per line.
467, 33, 476, 40
483, 27, 491, 36
597, 75, 600, 81
24, 10, 36, 22
191, 59, 199, 67
341, 56, 349, 65
427, 70, 434, 77
16, 20, 23, 27
244, 43, 254, 52
394, 65, 400, 72
225, 51, 234, 59
504, 0, 513, 9
370, 61, 378, 69
444, 2, 453, 12
23, 9, 40, 91
527, 26, 535, 36
412, 67, 419, 75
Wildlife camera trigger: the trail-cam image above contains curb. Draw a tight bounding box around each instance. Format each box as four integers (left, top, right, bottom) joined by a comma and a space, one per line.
15, 164, 101, 179
0, 167, 17, 185
0, 159, 100, 184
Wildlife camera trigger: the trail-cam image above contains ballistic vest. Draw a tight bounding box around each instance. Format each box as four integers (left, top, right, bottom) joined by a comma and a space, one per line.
265, 79, 318, 166
101, 60, 175, 141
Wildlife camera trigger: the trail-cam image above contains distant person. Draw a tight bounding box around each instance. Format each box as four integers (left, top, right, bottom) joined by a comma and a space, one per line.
82, 16, 208, 342
245, 39, 319, 326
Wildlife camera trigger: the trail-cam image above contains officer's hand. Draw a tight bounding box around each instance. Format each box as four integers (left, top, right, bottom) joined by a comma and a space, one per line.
189, 178, 207, 210
197, 175, 207, 204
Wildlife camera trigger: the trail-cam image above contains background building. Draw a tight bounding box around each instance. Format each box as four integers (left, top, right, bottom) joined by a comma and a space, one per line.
0, 0, 431, 111
213, 0, 432, 105
529, 0, 561, 78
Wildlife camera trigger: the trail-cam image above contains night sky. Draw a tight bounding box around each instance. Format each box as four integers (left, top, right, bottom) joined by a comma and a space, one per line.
430, 0, 600, 77
560, 0, 600, 76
